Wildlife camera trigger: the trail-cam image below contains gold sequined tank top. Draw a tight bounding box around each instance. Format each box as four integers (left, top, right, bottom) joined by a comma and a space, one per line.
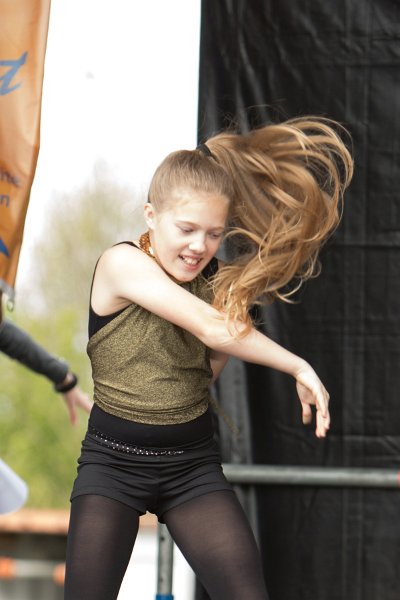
87, 265, 215, 425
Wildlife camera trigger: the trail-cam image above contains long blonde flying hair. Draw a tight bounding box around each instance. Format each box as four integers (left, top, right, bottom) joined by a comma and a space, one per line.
148, 117, 353, 332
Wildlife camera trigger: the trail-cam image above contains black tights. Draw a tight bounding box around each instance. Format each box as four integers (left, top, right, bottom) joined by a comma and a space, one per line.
64, 491, 269, 600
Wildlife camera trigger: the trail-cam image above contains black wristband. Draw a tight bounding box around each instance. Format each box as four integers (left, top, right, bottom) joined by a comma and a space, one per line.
54, 373, 78, 393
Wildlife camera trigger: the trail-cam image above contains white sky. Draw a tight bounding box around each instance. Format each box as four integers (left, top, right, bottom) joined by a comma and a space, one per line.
18, 0, 201, 280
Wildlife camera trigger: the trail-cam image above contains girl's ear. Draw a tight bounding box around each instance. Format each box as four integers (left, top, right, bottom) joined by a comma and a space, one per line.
144, 202, 156, 230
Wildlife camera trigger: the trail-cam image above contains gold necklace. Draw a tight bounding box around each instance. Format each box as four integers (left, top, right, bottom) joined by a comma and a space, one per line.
138, 231, 155, 259
138, 230, 183, 285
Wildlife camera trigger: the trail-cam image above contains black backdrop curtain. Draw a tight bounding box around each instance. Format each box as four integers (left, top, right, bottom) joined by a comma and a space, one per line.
197, 1, 400, 599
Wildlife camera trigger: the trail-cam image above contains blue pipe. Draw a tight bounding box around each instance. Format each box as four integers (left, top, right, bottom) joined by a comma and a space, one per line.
155, 595, 174, 600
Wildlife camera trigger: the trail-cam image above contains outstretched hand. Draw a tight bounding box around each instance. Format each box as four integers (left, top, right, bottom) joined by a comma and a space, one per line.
62, 386, 93, 426
294, 364, 330, 438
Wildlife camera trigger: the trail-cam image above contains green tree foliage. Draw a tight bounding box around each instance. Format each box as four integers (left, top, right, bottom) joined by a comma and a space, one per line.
22, 164, 146, 327
1, 168, 146, 507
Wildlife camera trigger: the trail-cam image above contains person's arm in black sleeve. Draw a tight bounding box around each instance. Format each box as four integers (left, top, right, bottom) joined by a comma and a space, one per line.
0, 319, 68, 384
0, 319, 93, 424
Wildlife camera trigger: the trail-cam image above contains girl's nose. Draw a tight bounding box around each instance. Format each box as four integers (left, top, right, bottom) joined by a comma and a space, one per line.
188, 235, 206, 253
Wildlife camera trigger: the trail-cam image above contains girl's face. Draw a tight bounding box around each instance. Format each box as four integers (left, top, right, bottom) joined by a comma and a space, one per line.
144, 188, 230, 282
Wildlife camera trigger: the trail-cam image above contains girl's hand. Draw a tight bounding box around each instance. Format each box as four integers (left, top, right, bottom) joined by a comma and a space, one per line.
294, 364, 330, 438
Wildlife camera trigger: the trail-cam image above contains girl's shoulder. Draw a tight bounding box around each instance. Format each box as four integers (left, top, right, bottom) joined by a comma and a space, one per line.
98, 240, 142, 268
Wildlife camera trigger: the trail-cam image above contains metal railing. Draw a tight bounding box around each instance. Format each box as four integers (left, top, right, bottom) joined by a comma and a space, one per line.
156, 522, 174, 600
222, 464, 400, 487
155, 463, 400, 599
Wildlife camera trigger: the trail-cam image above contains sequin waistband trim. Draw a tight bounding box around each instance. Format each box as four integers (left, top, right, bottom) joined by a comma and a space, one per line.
88, 425, 185, 456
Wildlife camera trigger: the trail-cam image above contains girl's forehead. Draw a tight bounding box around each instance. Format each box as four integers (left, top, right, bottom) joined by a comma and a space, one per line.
156, 189, 229, 226
166, 187, 230, 211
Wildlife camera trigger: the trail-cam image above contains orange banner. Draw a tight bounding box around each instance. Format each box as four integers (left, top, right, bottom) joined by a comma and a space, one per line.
0, 0, 51, 301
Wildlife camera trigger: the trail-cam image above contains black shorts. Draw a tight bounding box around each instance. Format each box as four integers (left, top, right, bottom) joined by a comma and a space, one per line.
70, 406, 233, 522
